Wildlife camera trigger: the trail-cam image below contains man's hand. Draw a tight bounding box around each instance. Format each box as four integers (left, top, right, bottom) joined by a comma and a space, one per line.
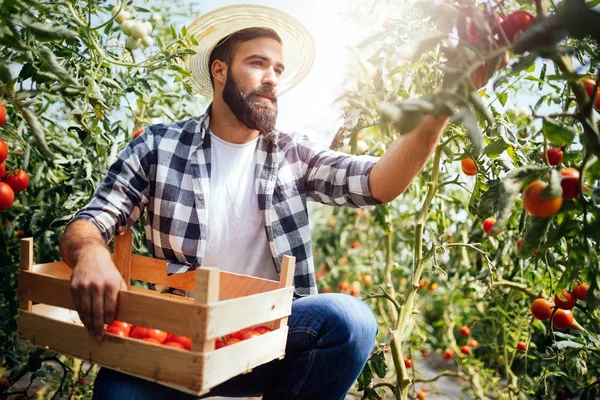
69, 247, 127, 341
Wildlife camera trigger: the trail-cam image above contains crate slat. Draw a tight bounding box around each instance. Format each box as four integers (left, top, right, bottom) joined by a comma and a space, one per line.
130, 255, 281, 299
202, 326, 288, 389
18, 271, 207, 338
17, 309, 207, 395
206, 287, 293, 339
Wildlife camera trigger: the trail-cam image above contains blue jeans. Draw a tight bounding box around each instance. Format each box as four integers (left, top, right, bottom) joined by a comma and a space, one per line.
92, 293, 378, 400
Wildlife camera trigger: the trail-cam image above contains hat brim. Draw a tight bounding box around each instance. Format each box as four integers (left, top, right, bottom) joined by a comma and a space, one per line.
179, 4, 315, 99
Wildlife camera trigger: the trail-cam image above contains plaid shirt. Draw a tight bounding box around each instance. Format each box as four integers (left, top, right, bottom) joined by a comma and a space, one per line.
70, 107, 384, 297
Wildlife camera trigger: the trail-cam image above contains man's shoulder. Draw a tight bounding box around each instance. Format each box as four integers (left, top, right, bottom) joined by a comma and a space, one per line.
146, 114, 208, 143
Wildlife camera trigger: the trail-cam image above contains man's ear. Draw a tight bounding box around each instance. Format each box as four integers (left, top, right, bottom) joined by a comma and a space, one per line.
211, 60, 227, 86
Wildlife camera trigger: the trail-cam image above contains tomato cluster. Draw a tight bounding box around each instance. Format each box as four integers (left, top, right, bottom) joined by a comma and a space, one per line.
104, 320, 272, 350
530, 283, 589, 330
0, 109, 30, 211
112, 3, 154, 50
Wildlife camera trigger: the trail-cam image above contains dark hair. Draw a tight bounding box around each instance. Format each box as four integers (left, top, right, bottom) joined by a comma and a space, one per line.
208, 27, 282, 87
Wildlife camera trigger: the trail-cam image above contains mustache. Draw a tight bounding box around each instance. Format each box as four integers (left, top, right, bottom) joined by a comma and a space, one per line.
248, 86, 277, 101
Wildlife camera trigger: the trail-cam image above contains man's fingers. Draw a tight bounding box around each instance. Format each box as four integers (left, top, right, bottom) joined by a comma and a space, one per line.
78, 285, 93, 333
90, 286, 105, 341
104, 282, 120, 325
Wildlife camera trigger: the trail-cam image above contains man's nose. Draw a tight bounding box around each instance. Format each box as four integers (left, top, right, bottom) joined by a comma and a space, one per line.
262, 67, 279, 89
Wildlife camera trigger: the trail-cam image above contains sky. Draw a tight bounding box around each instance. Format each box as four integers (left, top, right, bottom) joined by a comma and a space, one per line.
179, 0, 365, 146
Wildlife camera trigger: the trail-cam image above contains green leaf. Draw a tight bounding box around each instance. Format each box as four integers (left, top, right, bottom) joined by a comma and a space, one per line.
453, 107, 482, 157
542, 117, 576, 146
357, 361, 374, 391
23, 22, 77, 42
541, 169, 563, 199
0, 63, 13, 86
394, 32, 446, 61
483, 139, 509, 159
553, 340, 584, 350
38, 48, 76, 84
488, 165, 547, 235
498, 92, 508, 106
21, 107, 53, 157
477, 179, 501, 218
517, 217, 551, 258
565, 350, 587, 380
469, 91, 494, 126
371, 351, 387, 378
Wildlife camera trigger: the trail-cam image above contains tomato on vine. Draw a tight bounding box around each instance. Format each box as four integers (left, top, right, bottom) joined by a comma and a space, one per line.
554, 290, 577, 310
552, 309, 574, 330
531, 298, 553, 321
517, 342, 527, 352
459, 326, 471, 336
3, 169, 29, 193
461, 158, 477, 176
522, 180, 563, 217
0, 138, 7, 164
544, 147, 563, 166
498, 10, 535, 43
0, 104, 6, 127
483, 217, 497, 235
0, 182, 14, 210
573, 283, 589, 301
560, 168, 580, 199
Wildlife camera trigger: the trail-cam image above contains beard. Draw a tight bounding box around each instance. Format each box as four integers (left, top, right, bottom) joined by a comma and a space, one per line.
222, 72, 278, 134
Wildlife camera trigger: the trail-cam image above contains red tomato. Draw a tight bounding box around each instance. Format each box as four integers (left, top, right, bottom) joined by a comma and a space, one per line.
0, 182, 14, 210
531, 298, 553, 321
560, 168, 580, 199
3, 169, 28, 193
0, 138, 7, 164
582, 78, 600, 110
109, 320, 131, 336
483, 218, 496, 235
461, 158, 477, 176
516, 341, 527, 352
143, 337, 161, 344
421, 349, 430, 357
350, 240, 360, 249
499, 10, 535, 43
163, 341, 186, 349
459, 326, 471, 336
237, 329, 261, 341
428, 282, 438, 292
523, 180, 563, 217
417, 392, 426, 400
460, 345, 471, 355
544, 147, 563, 166
105, 326, 128, 337
338, 281, 350, 292
573, 283, 589, 301
0, 104, 6, 127
0, 162, 5, 179
225, 337, 241, 346
404, 358, 412, 368
554, 290, 577, 310
552, 309, 574, 330
130, 326, 148, 339
145, 329, 168, 344
254, 326, 272, 335
468, 339, 479, 348
165, 333, 192, 350
442, 349, 454, 360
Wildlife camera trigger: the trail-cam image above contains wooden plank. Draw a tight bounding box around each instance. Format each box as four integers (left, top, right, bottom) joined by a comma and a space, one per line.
17, 310, 207, 395
113, 230, 133, 289
194, 268, 219, 352
202, 326, 288, 389
19, 238, 34, 312
206, 287, 294, 339
275, 255, 295, 329
130, 255, 280, 299
32, 261, 71, 278
17, 271, 206, 338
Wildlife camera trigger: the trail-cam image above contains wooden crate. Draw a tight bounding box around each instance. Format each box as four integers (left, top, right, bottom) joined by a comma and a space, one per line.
16, 230, 296, 396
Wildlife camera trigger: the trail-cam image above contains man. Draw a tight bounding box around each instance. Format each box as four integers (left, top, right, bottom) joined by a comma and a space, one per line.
60, 4, 454, 400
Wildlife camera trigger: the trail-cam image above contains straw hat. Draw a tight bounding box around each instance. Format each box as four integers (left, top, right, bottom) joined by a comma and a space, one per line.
179, 4, 315, 99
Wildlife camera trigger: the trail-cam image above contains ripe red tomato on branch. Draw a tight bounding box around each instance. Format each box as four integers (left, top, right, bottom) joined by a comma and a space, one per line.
531, 298, 553, 321
554, 290, 577, 310
3, 169, 29, 193
522, 180, 563, 217
552, 309, 574, 330
0, 138, 8, 164
560, 168, 580, 199
573, 283, 589, 301
0, 182, 14, 210
498, 10, 535, 43
544, 148, 563, 166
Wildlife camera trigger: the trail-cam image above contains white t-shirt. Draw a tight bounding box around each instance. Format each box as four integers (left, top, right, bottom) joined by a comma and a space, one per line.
201, 131, 278, 281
